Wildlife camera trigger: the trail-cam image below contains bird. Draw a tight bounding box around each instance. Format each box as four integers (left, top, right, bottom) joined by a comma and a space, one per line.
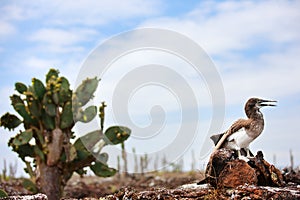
210, 97, 276, 160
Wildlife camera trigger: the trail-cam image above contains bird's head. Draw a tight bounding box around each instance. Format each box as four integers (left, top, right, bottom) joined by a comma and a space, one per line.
245, 98, 277, 117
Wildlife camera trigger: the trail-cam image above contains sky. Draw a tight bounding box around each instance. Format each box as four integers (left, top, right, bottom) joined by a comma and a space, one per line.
0, 0, 300, 176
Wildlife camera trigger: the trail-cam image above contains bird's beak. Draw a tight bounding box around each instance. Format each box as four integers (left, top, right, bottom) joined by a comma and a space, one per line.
259, 99, 277, 107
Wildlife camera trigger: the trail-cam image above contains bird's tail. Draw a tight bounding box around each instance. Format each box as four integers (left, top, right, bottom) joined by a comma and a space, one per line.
210, 133, 254, 156
210, 133, 224, 146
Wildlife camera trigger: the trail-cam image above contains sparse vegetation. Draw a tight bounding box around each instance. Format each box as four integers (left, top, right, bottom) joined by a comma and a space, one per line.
1, 160, 7, 181
0, 159, 18, 181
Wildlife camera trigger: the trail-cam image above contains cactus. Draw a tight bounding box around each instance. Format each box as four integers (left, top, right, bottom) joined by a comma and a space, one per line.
10, 129, 33, 146
73, 77, 99, 107
76, 105, 97, 123
60, 101, 73, 129
0, 189, 8, 198
15, 82, 27, 94
0, 113, 22, 131
22, 178, 38, 193
90, 160, 117, 177
0, 69, 131, 200
104, 126, 131, 145
99, 101, 107, 130
32, 78, 46, 100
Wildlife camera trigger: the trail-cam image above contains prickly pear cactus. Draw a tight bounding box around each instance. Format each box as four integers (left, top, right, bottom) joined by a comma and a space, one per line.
0, 69, 131, 200
0, 189, 8, 198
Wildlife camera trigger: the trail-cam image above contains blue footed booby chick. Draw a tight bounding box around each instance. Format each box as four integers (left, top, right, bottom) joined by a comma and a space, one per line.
211, 98, 276, 160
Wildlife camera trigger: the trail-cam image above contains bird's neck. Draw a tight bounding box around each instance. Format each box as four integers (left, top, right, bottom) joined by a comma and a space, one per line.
246, 109, 264, 121
246, 109, 265, 139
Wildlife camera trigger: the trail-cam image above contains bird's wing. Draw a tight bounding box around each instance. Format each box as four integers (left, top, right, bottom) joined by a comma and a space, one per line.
213, 119, 251, 151
229, 119, 252, 134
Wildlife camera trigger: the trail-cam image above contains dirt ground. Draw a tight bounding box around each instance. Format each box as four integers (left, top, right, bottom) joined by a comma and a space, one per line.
63, 171, 204, 199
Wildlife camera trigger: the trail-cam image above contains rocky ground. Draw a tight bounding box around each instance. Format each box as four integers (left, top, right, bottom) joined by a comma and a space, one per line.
0, 172, 202, 199
1, 169, 300, 199
63, 172, 203, 199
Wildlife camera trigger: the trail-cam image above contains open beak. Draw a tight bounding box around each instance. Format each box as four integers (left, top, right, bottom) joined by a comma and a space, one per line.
259, 99, 277, 107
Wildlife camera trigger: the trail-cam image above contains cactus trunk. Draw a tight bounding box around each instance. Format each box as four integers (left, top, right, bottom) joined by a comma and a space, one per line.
36, 159, 63, 200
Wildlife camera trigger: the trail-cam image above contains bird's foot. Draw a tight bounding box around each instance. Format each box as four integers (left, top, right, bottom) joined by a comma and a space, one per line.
238, 155, 249, 162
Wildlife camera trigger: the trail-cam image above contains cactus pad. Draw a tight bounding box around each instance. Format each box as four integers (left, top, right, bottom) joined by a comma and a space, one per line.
15, 82, 28, 94
60, 101, 73, 129
78, 105, 97, 123
32, 78, 46, 100
104, 126, 131, 145
73, 77, 99, 106
11, 129, 33, 146
90, 161, 117, 177
0, 113, 22, 130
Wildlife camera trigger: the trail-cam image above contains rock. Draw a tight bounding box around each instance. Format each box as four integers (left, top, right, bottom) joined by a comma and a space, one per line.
103, 185, 300, 200
248, 151, 284, 187
230, 185, 300, 200
201, 149, 285, 188
200, 148, 236, 187
0, 193, 48, 200
282, 168, 300, 185
218, 159, 257, 188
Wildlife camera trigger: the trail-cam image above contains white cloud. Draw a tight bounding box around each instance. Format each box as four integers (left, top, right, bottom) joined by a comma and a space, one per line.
23, 57, 60, 70
137, 0, 300, 104
28, 28, 98, 53
49, 0, 162, 25
1, 0, 164, 54
0, 86, 15, 114
15, 56, 82, 87
0, 3, 27, 39
141, 0, 300, 55
0, 20, 15, 39
8, 0, 163, 26
219, 45, 300, 105
29, 28, 96, 46
0, 1, 37, 21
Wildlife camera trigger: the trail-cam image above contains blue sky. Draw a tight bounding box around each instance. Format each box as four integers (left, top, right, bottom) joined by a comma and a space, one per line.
1, 0, 300, 175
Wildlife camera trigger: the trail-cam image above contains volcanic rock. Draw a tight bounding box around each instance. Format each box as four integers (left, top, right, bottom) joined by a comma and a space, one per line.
200, 149, 285, 188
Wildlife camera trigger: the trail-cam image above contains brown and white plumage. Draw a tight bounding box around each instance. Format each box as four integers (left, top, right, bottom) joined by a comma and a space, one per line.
211, 98, 276, 159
